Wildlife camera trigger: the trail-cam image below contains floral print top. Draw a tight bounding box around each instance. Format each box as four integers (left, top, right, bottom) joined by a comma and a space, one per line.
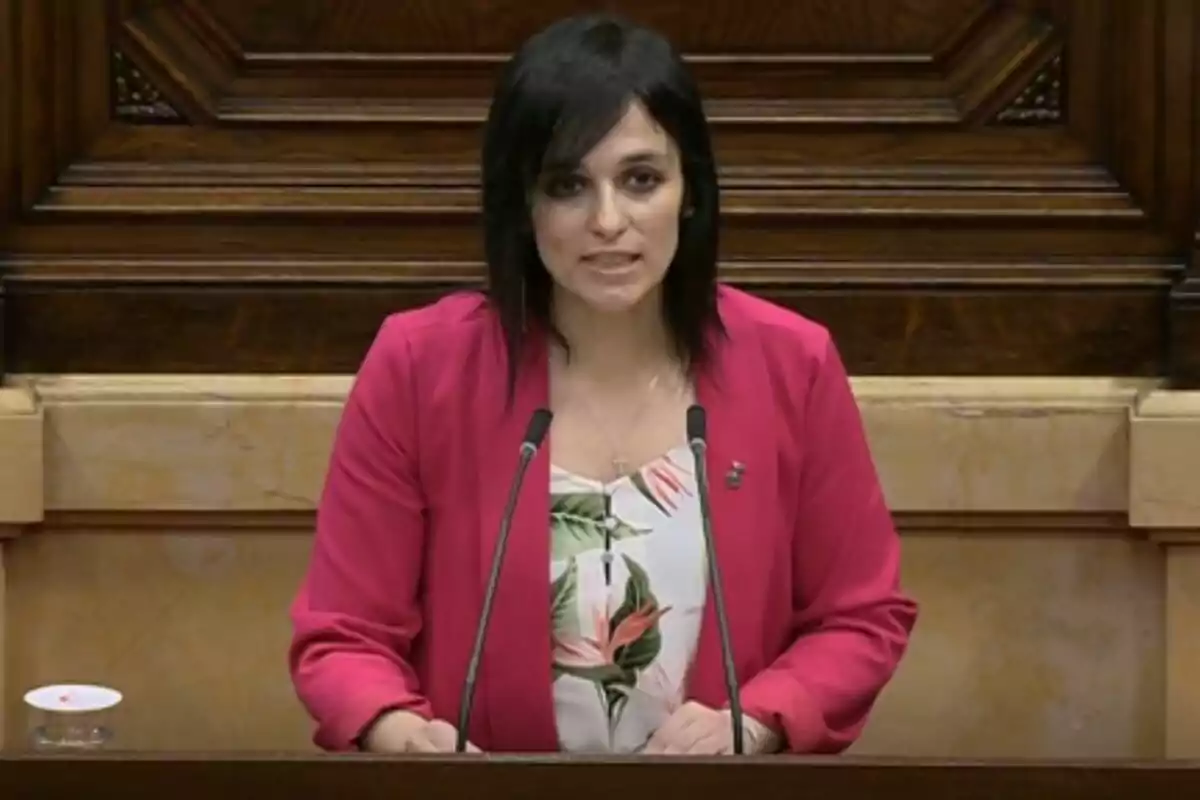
549, 445, 707, 753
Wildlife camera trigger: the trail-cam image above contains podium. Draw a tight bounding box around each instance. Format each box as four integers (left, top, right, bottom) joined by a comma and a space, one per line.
2, 753, 1199, 798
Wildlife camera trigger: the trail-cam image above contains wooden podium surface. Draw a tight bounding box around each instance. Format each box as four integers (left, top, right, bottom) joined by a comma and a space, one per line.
2, 754, 1199, 799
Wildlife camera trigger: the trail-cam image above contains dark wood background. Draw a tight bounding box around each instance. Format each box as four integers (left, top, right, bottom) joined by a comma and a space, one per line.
1, 0, 1198, 383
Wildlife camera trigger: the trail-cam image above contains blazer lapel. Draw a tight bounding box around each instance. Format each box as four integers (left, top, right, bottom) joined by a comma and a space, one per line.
686, 334, 774, 708
471, 331, 558, 752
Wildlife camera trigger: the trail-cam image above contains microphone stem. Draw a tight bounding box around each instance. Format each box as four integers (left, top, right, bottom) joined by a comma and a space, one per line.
690, 439, 745, 756
455, 443, 536, 753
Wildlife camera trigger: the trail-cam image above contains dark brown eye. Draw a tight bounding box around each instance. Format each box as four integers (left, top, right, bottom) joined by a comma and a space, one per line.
543, 174, 586, 198
624, 169, 664, 193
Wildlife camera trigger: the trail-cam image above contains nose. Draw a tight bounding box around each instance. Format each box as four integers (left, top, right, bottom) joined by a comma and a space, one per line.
588, 184, 628, 237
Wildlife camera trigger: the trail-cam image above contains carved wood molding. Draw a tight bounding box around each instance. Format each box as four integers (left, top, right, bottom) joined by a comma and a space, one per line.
111, 0, 1059, 127
111, 49, 183, 122
40, 161, 1141, 222
993, 53, 1064, 125
4, 255, 1174, 285
1, 0, 1196, 382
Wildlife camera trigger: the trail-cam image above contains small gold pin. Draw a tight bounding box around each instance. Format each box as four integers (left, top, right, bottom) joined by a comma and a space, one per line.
725, 461, 745, 489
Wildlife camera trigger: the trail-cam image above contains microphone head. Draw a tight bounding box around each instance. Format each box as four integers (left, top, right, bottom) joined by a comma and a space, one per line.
523, 408, 553, 449
686, 404, 706, 444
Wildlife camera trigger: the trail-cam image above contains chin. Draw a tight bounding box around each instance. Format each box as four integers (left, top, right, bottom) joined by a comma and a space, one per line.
575, 282, 657, 315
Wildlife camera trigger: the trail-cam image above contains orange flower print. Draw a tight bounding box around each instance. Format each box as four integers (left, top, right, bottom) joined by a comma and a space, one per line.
551, 555, 672, 726
554, 601, 671, 671
631, 452, 694, 517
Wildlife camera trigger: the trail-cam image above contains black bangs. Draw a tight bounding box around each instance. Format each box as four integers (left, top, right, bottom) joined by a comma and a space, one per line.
481, 13, 724, 398
491, 14, 681, 187
508, 85, 634, 193
539, 91, 632, 176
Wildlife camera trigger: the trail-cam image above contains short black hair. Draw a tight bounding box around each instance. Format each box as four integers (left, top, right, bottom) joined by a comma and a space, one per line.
481, 13, 723, 392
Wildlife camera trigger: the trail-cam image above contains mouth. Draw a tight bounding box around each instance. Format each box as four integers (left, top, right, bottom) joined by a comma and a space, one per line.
582, 252, 641, 269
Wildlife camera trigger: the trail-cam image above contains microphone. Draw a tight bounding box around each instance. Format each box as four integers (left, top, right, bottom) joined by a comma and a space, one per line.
456, 408, 553, 753
686, 404, 745, 756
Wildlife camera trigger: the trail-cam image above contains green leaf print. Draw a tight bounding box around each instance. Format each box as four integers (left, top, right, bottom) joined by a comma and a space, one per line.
604, 673, 637, 720
549, 553, 671, 728
550, 557, 580, 640
610, 555, 663, 673
550, 492, 649, 561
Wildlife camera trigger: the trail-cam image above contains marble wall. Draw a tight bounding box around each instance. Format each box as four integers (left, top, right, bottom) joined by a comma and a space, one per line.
1, 376, 1198, 756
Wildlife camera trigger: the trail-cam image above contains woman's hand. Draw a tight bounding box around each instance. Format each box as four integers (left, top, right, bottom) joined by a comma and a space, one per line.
643, 701, 780, 755
362, 710, 482, 753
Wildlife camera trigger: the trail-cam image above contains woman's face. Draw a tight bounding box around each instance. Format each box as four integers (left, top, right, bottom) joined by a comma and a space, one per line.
531, 101, 686, 316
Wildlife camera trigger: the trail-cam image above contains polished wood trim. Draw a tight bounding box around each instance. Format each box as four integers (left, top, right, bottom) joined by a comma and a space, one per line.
29, 510, 1132, 537
0, 754, 1198, 799
36, 510, 315, 533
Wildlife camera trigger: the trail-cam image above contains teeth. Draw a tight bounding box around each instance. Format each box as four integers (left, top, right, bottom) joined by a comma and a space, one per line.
589, 254, 635, 267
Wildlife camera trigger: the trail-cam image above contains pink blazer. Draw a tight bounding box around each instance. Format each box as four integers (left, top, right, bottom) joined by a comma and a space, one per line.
289, 285, 917, 753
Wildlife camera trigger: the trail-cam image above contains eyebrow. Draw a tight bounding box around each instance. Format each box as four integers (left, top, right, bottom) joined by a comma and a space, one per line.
618, 150, 669, 165
541, 149, 670, 177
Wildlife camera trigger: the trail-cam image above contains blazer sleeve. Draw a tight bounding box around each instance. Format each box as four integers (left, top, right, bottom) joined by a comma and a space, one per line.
288, 316, 433, 751
739, 334, 918, 753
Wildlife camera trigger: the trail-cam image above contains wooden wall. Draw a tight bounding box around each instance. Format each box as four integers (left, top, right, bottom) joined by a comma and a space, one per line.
1, 0, 1198, 382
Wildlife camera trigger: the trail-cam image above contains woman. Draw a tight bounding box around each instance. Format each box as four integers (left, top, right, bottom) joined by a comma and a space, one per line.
289, 13, 917, 756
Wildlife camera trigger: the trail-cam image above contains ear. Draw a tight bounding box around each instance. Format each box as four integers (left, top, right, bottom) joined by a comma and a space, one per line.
680, 182, 694, 218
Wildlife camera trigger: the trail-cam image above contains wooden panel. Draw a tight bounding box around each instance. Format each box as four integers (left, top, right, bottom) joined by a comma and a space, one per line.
0, 0, 14, 368
211, 0, 986, 53
0, 0, 1197, 380
1163, 0, 1200, 388
3, 282, 1166, 374
0, 0, 14, 222
1173, 275, 1200, 388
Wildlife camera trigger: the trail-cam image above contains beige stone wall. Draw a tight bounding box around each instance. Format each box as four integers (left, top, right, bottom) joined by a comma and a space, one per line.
0, 376, 1198, 756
